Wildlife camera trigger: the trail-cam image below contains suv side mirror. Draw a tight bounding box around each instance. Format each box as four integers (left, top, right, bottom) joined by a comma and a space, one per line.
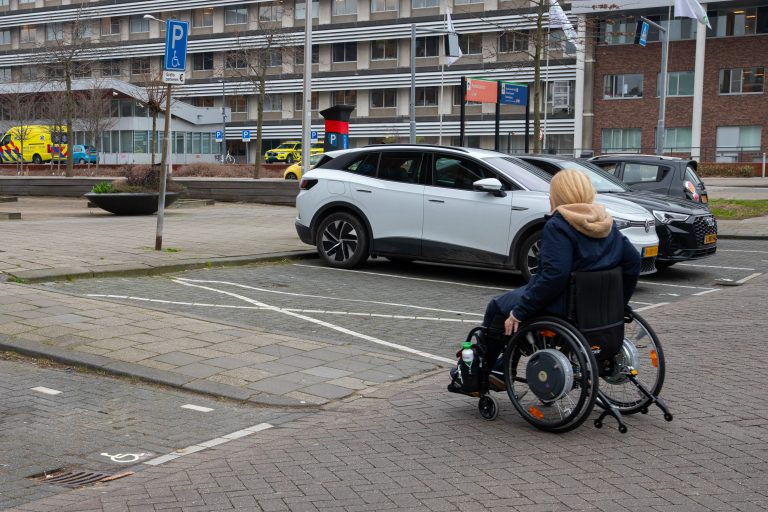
473, 178, 506, 197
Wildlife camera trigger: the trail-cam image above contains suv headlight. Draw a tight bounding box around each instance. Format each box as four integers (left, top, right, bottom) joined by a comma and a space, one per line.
653, 210, 690, 224
614, 217, 631, 230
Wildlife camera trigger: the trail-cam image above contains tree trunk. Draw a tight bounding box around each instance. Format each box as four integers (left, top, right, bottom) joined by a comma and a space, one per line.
65, 74, 74, 177
150, 113, 158, 166
254, 67, 266, 180
533, 4, 544, 154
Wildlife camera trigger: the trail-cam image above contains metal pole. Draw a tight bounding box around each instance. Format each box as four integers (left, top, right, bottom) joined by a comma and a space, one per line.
494, 81, 501, 151
155, 83, 171, 251
762, 152, 766, 178
543, 25, 550, 151
524, 88, 531, 153
691, 4, 707, 161
438, 63, 445, 145
301, 1, 312, 169
220, 80, 227, 163
459, 76, 466, 147
410, 24, 416, 144
642, 14, 669, 156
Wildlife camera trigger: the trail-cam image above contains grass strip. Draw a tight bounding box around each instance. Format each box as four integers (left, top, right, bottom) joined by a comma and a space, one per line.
709, 199, 768, 220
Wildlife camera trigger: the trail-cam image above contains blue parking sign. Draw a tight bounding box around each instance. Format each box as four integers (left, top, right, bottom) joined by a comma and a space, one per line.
242, 130, 251, 142
215, 130, 222, 142
164, 19, 189, 71
310, 130, 318, 142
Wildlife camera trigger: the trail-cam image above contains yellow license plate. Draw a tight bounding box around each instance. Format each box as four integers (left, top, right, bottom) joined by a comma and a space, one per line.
704, 233, 717, 244
643, 246, 659, 258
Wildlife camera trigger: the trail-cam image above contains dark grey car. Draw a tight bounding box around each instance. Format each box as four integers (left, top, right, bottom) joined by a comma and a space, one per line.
589, 154, 709, 205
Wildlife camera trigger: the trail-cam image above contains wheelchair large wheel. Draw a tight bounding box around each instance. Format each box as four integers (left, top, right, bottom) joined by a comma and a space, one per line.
503, 317, 599, 433
600, 311, 665, 415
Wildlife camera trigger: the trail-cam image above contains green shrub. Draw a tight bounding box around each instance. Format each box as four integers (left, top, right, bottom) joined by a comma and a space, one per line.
697, 164, 755, 178
91, 181, 115, 193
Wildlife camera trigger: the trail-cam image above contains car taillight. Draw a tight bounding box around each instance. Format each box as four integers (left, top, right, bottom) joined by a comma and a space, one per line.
684, 180, 700, 202
300, 178, 317, 190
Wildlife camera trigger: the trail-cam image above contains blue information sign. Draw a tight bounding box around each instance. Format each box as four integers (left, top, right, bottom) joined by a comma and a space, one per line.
215, 130, 222, 143
499, 83, 529, 106
242, 130, 251, 142
639, 21, 649, 47
164, 19, 189, 71
310, 130, 318, 142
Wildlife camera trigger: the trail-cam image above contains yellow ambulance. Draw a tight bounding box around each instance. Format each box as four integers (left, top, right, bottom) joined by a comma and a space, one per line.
0, 125, 68, 164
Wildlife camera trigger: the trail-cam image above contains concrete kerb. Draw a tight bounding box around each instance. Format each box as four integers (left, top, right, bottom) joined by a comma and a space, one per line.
3, 250, 318, 283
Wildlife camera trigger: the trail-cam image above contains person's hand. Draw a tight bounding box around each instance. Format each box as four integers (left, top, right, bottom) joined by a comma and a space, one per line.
504, 312, 522, 336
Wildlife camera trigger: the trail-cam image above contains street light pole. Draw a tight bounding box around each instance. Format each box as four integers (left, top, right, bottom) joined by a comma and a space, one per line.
219, 79, 227, 163
301, 0, 313, 170
641, 15, 669, 156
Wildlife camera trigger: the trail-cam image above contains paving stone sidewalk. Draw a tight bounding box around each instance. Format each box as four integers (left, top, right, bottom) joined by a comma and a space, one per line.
10, 274, 768, 512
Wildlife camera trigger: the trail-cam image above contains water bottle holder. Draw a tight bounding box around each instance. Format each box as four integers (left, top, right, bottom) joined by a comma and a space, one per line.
457, 348, 482, 394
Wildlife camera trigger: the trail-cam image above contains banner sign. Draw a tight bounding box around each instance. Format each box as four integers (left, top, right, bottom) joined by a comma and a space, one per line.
499, 83, 529, 106
465, 78, 498, 103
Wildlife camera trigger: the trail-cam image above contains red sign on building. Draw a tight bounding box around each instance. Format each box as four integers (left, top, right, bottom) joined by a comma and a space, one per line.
465, 78, 497, 103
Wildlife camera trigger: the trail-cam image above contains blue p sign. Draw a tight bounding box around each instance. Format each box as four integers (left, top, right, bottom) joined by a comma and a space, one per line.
215, 130, 222, 142
328, 133, 338, 148
164, 19, 189, 71
242, 130, 251, 142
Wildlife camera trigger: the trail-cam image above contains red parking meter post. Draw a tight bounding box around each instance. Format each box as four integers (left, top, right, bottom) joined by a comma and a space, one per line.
320, 105, 355, 152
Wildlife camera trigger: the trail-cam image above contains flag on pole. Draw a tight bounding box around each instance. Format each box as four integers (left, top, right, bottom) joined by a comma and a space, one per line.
446, 9, 463, 66
548, 0, 581, 51
674, 0, 711, 29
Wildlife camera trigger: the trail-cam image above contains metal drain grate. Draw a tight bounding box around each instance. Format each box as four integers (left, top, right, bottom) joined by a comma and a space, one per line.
28, 468, 124, 488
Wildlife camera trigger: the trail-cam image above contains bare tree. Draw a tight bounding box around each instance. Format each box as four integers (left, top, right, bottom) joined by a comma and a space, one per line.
40, 91, 69, 174
136, 68, 170, 167
36, 4, 94, 176
0, 83, 41, 174
228, 3, 293, 178
77, 81, 117, 171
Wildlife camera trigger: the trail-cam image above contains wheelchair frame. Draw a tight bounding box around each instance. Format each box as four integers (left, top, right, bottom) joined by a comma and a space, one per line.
459, 308, 673, 433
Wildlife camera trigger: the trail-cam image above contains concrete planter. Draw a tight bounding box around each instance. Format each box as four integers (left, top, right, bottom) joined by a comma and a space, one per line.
84, 192, 180, 215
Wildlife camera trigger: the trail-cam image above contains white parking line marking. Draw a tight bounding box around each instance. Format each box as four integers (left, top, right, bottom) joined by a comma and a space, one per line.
293, 264, 510, 291
144, 423, 273, 467
720, 249, 768, 254
634, 303, 669, 312
677, 263, 755, 271
693, 289, 720, 296
638, 280, 716, 291
736, 272, 762, 284
31, 386, 62, 395
173, 279, 456, 365
181, 404, 214, 412
174, 278, 483, 317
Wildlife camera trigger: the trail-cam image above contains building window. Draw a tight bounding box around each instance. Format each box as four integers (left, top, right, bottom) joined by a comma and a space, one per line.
20, 26, 36, 44
455, 0, 483, 4
333, 90, 357, 105
658, 71, 694, 96
46, 23, 64, 41
267, 50, 282, 67
371, 40, 397, 60
193, 8, 214, 27
602, 128, 642, 153
129, 15, 150, 33
719, 67, 765, 94
101, 60, 122, 77
412, 0, 438, 8
499, 31, 529, 53
332, 0, 357, 16
295, 44, 319, 64
371, 0, 397, 12
21, 67, 36, 80
294, 91, 319, 111
131, 58, 151, 75
74, 63, 91, 78
713, 7, 759, 37
225, 7, 248, 25
416, 87, 438, 107
459, 33, 483, 55
663, 127, 692, 153
193, 52, 214, 71
225, 52, 247, 69
371, 89, 396, 108
263, 94, 282, 112
0, 30, 11, 45
80, 21, 93, 39
603, 74, 643, 99
47, 66, 65, 79
0, 68, 11, 82
102, 18, 120, 36
259, 3, 283, 22
332, 42, 357, 63
716, 125, 762, 151
228, 95, 248, 113
415, 36, 439, 58
295, 0, 319, 20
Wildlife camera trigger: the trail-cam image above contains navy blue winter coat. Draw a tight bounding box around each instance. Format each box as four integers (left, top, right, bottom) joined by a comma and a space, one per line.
490, 212, 641, 322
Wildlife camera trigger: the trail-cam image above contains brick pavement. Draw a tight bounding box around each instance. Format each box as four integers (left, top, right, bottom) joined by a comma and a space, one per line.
9, 273, 768, 512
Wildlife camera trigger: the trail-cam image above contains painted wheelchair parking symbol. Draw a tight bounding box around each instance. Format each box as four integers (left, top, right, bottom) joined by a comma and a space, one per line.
100, 452, 148, 463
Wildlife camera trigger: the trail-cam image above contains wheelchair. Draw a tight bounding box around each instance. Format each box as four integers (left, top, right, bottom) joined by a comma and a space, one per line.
450, 268, 673, 434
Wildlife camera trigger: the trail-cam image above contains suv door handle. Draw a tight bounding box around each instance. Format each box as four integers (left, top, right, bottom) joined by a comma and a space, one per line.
428, 199, 445, 203
356, 189, 372, 193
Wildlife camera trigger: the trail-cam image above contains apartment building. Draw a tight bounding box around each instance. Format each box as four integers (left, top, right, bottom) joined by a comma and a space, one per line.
0, 0, 578, 163
573, 0, 767, 162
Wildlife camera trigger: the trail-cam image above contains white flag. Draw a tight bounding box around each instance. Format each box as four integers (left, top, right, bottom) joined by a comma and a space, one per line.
446, 10, 462, 66
548, 0, 581, 51
674, 0, 712, 28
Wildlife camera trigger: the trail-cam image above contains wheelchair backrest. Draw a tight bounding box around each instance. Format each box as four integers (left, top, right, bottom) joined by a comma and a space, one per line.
568, 267, 625, 361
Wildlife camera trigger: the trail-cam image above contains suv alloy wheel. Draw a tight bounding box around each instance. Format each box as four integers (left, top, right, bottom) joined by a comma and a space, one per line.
316, 212, 369, 269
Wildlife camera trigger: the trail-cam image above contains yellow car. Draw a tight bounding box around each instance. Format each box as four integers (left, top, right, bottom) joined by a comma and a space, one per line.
283, 153, 323, 180
265, 141, 324, 164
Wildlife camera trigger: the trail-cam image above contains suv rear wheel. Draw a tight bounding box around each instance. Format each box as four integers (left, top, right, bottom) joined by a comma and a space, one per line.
518, 231, 542, 283
316, 212, 369, 269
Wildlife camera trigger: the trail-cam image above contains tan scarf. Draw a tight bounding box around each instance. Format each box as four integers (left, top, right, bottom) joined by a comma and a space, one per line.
555, 203, 613, 239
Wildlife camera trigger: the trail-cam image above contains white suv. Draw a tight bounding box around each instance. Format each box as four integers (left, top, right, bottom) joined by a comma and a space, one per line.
295, 145, 659, 281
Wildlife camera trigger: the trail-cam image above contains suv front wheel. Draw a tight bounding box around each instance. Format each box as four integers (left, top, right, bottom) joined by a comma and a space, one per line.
316, 212, 369, 269
518, 231, 542, 283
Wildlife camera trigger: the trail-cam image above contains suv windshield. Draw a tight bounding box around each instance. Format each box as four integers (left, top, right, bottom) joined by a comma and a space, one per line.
484, 157, 550, 192
276, 142, 298, 150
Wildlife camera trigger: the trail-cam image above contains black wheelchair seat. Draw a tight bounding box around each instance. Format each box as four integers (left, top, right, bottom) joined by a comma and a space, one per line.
568, 267, 625, 362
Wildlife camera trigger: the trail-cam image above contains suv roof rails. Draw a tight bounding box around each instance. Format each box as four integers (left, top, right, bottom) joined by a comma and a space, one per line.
363, 143, 470, 153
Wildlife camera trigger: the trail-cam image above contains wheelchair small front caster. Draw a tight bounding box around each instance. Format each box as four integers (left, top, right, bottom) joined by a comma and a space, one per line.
618, 424, 628, 434
594, 420, 603, 429
478, 395, 499, 421
664, 413, 673, 422
640, 408, 649, 414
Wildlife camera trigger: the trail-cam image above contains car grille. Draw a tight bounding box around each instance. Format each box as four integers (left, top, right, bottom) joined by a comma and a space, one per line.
641, 256, 656, 274
693, 215, 717, 244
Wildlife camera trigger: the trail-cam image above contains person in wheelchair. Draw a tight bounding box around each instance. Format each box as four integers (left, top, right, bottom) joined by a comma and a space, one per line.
481, 169, 641, 387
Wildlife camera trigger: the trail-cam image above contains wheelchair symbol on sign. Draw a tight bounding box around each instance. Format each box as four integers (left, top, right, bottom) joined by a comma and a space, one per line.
100, 452, 147, 463
171, 52, 181, 68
